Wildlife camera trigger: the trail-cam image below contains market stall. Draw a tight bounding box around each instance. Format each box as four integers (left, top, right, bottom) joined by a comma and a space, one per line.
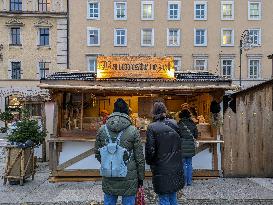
39, 56, 236, 182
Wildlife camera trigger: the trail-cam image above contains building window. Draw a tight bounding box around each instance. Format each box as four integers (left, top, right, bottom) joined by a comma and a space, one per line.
10, 0, 22, 11
221, 29, 234, 46
248, 29, 261, 46
87, 27, 100, 46
11, 62, 21, 79
114, 29, 127, 46
248, 1, 261, 20
141, 1, 154, 20
38, 0, 50, 12
10, 27, 21, 45
221, 1, 234, 20
194, 29, 207, 46
25, 103, 42, 117
194, 59, 207, 71
174, 57, 182, 71
168, 1, 181, 20
39, 28, 49, 46
221, 59, 233, 78
87, 56, 97, 72
167, 28, 180, 47
141, 29, 154, 46
194, 1, 207, 20
114, 2, 127, 20
87, 1, 100, 20
248, 59, 260, 79
39, 62, 50, 79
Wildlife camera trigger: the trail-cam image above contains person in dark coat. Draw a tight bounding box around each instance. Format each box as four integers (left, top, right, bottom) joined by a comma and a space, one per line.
178, 109, 198, 186
95, 98, 145, 205
145, 102, 184, 205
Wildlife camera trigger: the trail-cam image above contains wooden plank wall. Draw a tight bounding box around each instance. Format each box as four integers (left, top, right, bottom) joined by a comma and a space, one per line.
223, 84, 273, 177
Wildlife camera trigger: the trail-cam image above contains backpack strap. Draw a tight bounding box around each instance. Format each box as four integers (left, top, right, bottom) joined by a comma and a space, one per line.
104, 125, 112, 143
104, 125, 124, 145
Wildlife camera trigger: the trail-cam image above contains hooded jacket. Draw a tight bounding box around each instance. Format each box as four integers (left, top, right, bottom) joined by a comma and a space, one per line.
95, 112, 145, 196
145, 116, 184, 194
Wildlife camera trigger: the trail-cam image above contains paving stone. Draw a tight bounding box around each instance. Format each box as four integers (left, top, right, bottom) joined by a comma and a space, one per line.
0, 162, 273, 204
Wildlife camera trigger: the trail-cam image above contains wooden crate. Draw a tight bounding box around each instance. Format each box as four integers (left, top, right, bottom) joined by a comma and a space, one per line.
3, 146, 36, 186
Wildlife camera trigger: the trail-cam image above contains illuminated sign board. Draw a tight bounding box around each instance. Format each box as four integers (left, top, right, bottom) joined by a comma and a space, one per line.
97, 56, 175, 79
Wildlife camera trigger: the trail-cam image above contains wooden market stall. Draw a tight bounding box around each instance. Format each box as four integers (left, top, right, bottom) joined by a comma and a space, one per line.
39, 56, 236, 182
223, 79, 273, 177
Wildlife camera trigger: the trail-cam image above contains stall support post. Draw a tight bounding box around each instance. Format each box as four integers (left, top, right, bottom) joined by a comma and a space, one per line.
81, 93, 83, 131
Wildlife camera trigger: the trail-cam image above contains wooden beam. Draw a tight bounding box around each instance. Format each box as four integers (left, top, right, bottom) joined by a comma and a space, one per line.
57, 148, 95, 170
52, 169, 100, 177
49, 176, 101, 183
213, 143, 219, 170
193, 169, 220, 177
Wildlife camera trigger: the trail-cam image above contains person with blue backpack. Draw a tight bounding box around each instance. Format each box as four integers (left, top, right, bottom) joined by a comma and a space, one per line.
95, 98, 145, 205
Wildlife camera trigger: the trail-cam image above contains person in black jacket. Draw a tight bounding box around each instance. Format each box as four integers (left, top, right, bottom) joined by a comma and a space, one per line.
178, 109, 198, 186
145, 102, 184, 205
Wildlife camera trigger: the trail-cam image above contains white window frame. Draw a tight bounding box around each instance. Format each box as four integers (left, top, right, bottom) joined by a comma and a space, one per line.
173, 56, 182, 71
9, 60, 22, 80
193, 58, 208, 71
248, 58, 261, 79
167, 28, 180, 47
141, 1, 154, 20
10, 27, 22, 45
87, 0, 100, 20
141, 28, 154, 47
194, 1, 207, 20
194, 28, 207, 46
221, 1, 234, 20
168, 1, 181, 20
248, 28, 261, 46
221, 28, 234, 46
248, 1, 261, 20
87, 27, 100, 46
114, 2, 127, 20
37, 27, 50, 47
87, 56, 97, 72
221, 59, 234, 78
38, 61, 50, 79
114, 28, 127, 47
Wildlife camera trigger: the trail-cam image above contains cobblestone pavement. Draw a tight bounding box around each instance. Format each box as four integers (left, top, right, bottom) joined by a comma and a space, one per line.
0, 161, 273, 204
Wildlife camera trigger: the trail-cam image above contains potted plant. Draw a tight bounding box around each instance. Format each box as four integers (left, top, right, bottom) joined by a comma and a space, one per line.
3, 111, 47, 185
0, 110, 13, 133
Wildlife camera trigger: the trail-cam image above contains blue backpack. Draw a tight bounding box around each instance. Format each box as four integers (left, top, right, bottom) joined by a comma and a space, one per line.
99, 125, 130, 178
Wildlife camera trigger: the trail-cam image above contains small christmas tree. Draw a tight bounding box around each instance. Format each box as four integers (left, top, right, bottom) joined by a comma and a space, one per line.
7, 109, 47, 146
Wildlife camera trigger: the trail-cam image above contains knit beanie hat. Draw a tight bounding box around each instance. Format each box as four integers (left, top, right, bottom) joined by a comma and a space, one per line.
113, 98, 129, 115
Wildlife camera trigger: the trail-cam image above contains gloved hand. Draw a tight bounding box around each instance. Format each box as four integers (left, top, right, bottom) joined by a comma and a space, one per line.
138, 179, 143, 188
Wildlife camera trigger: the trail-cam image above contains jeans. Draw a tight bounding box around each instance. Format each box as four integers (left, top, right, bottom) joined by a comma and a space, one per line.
183, 157, 193, 186
104, 194, 135, 205
158, 192, 178, 205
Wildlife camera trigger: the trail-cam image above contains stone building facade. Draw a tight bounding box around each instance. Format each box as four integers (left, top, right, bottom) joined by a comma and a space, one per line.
69, 0, 273, 88
0, 0, 67, 117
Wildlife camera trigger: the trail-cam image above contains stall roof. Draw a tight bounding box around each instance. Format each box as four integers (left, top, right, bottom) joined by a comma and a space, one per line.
231, 79, 273, 97
39, 71, 237, 95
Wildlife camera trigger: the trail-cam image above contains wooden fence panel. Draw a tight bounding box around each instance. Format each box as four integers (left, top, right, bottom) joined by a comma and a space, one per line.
223, 85, 273, 177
